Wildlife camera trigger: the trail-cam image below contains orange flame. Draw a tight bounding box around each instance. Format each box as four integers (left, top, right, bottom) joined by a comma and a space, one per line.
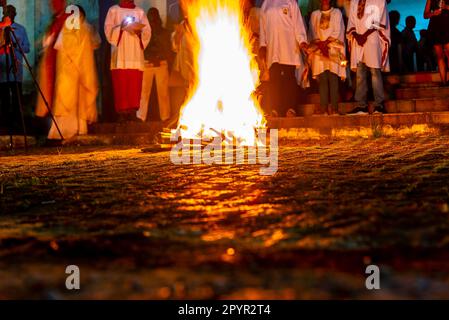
176, 0, 265, 146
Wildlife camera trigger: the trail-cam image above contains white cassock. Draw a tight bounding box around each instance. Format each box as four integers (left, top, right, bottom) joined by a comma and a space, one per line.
260, 0, 308, 72
104, 5, 152, 71
48, 21, 100, 140
308, 8, 347, 79
105, 5, 152, 113
346, 0, 390, 72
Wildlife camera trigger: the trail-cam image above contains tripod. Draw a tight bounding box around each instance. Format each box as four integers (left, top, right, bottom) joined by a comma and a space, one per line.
1, 24, 64, 151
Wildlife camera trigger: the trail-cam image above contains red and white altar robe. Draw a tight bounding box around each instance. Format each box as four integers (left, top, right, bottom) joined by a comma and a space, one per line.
104, 4, 151, 114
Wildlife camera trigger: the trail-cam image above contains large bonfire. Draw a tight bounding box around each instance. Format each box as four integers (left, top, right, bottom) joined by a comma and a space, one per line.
176, 0, 265, 146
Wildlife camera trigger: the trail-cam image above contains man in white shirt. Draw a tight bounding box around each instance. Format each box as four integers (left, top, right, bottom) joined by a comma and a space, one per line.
347, 0, 390, 114
259, 0, 308, 117
104, 0, 151, 121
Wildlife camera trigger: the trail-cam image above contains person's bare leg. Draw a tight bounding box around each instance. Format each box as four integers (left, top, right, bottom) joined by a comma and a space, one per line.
444, 43, 449, 84
434, 45, 447, 85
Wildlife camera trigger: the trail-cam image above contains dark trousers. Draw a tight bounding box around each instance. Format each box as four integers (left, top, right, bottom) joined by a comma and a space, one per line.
403, 53, 415, 73
268, 63, 298, 116
0, 82, 22, 128
318, 70, 339, 111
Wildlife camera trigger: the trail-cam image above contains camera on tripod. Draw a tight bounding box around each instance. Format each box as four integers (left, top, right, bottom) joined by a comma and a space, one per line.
0, 1, 12, 51
0, 0, 64, 149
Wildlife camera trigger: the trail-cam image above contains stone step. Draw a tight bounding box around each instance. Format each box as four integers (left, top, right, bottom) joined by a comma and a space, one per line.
395, 86, 449, 100
397, 82, 442, 89
4, 112, 448, 149
385, 98, 449, 113
0, 136, 37, 150
306, 93, 321, 104
298, 97, 449, 116
90, 121, 164, 135
268, 112, 449, 129
386, 72, 448, 86
68, 133, 159, 146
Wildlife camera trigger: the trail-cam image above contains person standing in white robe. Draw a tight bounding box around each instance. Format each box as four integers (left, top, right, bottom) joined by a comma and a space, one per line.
308, 0, 346, 115
48, 6, 101, 140
104, 0, 151, 121
347, 0, 390, 114
259, 0, 308, 117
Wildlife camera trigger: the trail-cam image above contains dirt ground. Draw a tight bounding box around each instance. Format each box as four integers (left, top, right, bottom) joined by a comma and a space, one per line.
1, 136, 449, 299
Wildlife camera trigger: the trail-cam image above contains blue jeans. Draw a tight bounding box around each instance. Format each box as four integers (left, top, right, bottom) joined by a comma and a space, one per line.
355, 62, 385, 108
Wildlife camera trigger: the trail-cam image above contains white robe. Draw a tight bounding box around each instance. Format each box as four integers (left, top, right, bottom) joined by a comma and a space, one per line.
104, 5, 152, 71
308, 8, 347, 79
346, 0, 391, 72
48, 21, 100, 140
259, 0, 308, 69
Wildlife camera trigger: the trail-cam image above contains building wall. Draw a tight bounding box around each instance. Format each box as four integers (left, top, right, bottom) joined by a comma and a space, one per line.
388, 0, 428, 37
136, 0, 167, 24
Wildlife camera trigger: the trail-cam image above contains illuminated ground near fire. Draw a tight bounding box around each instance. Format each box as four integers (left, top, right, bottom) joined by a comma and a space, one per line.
1, 136, 449, 299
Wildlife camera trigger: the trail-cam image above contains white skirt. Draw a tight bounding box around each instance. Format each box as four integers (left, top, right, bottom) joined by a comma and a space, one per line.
48, 115, 88, 140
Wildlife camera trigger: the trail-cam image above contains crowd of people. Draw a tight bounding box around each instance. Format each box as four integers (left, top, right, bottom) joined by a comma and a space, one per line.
1, 0, 449, 142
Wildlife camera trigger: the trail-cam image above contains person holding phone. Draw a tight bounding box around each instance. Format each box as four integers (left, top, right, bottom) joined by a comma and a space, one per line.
104, 0, 151, 121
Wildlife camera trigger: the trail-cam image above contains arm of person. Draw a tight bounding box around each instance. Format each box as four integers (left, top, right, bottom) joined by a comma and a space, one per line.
104, 7, 120, 45
346, 2, 358, 42
139, 10, 152, 49
358, 1, 389, 47
424, 0, 442, 19
258, 8, 267, 62
331, 9, 346, 45
376, 0, 390, 44
171, 24, 182, 53
88, 23, 101, 50
307, 12, 316, 43
292, 1, 308, 50
19, 26, 31, 54
308, 12, 328, 56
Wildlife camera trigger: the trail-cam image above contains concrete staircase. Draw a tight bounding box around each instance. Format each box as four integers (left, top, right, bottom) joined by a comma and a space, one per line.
4, 72, 449, 150
298, 71, 449, 115
79, 71, 449, 144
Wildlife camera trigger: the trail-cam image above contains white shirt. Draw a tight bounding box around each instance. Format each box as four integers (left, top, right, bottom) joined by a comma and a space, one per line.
104, 5, 152, 71
260, 0, 308, 68
346, 0, 391, 72
308, 8, 346, 79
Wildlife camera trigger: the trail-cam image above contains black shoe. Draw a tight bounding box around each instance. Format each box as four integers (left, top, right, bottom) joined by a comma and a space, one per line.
127, 113, 143, 122
375, 105, 386, 114
117, 114, 127, 122
349, 106, 368, 114
44, 139, 63, 147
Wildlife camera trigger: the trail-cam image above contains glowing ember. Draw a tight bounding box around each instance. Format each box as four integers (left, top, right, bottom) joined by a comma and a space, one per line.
176, 0, 265, 146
